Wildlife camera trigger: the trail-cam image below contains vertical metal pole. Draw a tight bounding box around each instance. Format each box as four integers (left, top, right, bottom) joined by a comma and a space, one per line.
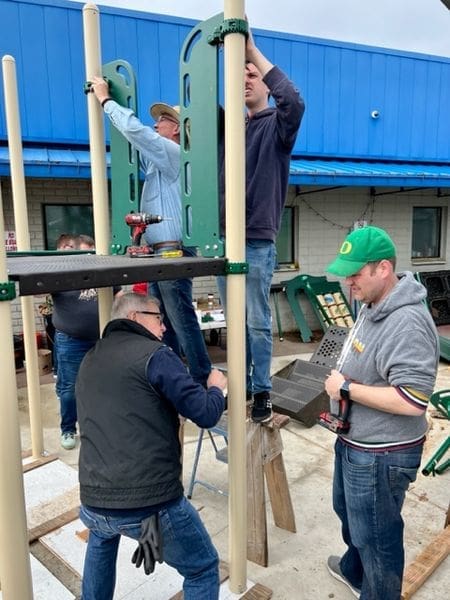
2, 54, 44, 459
83, 3, 113, 328
0, 181, 33, 599
224, 0, 247, 592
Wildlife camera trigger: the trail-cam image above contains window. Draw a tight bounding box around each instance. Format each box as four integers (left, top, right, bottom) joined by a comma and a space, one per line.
43, 204, 94, 250
276, 206, 295, 268
411, 207, 443, 260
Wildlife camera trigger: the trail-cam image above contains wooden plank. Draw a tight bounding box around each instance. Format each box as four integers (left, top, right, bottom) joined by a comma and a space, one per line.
75, 528, 89, 543
246, 424, 268, 567
264, 453, 296, 533
263, 412, 290, 430
241, 582, 273, 599
169, 560, 229, 599
23, 453, 59, 473
401, 526, 450, 599
28, 507, 80, 543
261, 426, 283, 465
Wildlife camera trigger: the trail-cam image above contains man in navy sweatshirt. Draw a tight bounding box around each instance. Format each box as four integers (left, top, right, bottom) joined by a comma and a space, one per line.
218, 25, 305, 422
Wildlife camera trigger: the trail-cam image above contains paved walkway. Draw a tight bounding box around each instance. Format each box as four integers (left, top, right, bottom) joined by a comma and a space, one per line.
15, 338, 450, 599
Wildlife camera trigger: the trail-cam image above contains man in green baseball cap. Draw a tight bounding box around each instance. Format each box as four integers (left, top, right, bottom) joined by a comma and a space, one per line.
326, 225, 396, 277
323, 224, 439, 599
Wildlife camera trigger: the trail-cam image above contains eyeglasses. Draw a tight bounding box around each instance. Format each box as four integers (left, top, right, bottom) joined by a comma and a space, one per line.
157, 115, 178, 125
136, 311, 164, 323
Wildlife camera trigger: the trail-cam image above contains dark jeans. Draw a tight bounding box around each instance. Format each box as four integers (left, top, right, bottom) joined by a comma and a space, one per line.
217, 239, 276, 394
333, 438, 423, 600
80, 497, 219, 599
150, 249, 211, 386
55, 331, 95, 434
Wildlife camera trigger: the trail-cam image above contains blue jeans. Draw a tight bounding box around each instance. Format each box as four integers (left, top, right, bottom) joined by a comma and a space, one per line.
333, 438, 423, 600
150, 248, 211, 386
55, 331, 95, 434
79, 497, 219, 600
217, 239, 276, 394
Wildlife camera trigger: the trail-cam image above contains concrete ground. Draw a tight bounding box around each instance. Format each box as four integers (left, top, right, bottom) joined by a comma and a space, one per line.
15, 332, 450, 599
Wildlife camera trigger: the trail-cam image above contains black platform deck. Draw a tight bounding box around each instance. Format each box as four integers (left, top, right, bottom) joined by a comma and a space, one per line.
7, 254, 227, 296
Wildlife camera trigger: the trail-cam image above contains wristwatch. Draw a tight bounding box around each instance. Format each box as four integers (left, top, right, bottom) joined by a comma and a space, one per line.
340, 379, 351, 401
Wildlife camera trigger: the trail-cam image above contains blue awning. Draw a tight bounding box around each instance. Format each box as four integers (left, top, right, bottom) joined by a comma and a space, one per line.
289, 159, 450, 187
0, 147, 449, 188
0, 147, 110, 179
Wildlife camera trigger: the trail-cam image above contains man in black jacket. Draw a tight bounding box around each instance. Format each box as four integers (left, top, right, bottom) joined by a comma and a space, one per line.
76, 292, 227, 600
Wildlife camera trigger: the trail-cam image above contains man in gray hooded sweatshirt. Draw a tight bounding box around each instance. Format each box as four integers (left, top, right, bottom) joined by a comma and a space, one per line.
323, 225, 439, 600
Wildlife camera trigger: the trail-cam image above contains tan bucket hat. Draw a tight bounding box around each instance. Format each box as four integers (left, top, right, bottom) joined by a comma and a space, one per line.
149, 103, 180, 123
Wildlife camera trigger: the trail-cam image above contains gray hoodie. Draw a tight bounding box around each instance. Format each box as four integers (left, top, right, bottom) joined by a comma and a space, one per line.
337, 271, 439, 448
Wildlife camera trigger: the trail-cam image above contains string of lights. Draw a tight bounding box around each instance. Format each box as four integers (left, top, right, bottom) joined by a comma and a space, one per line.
298, 193, 376, 231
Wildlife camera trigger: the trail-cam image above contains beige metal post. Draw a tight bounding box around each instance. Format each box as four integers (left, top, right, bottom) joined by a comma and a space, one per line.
2, 54, 44, 459
0, 181, 33, 598
83, 3, 113, 328
224, 0, 248, 592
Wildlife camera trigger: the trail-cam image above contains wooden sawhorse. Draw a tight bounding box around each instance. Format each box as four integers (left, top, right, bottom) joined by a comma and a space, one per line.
188, 411, 296, 567
247, 411, 296, 566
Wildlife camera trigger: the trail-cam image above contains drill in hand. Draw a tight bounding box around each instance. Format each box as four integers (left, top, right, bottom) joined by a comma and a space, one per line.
125, 213, 164, 256
318, 385, 351, 434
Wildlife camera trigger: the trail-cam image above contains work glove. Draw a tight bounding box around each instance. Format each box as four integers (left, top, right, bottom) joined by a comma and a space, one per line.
131, 513, 163, 575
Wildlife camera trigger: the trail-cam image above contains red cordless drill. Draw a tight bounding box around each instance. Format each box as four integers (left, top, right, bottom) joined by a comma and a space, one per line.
125, 213, 164, 256
318, 379, 351, 434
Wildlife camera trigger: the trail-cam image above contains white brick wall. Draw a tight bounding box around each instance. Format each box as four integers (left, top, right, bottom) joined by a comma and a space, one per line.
4, 178, 448, 339
2, 177, 92, 338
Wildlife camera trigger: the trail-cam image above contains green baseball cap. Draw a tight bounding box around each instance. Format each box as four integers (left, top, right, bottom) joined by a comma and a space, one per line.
326, 226, 396, 277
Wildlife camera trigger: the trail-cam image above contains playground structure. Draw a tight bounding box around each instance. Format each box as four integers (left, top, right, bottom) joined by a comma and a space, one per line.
1, 1, 450, 599
0, 0, 272, 596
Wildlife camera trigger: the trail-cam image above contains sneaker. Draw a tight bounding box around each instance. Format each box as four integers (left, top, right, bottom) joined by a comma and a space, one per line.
61, 432, 76, 450
251, 391, 273, 423
327, 556, 361, 598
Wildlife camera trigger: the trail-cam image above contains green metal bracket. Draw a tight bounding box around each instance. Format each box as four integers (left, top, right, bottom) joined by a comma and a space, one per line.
207, 18, 248, 45
180, 13, 224, 258
430, 389, 450, 419
0, 281, 16, 301
102, 60, 140, 255
422, 436, 450, 476
225, 261, 249, 275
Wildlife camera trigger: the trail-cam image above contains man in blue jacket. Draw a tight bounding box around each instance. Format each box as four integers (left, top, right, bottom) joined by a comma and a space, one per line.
91, 76, 212, 387
218, 25, 305, 422
76, 292, 227, 600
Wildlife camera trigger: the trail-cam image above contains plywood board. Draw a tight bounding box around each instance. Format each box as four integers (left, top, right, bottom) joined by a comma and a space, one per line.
40, 519, 184, 599
0, 554, 74, 600
23, 459, 79, 511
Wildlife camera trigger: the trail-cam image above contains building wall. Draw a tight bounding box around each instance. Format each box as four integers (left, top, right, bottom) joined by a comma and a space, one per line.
5, 177, 447, 340
2, 177, 93, 336
1, 0, 450, 162
268, 186, 450, 335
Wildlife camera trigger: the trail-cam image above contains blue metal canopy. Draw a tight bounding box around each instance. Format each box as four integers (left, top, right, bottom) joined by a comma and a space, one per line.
0, 147, 108, 179
0, 148, 449, 188
290, 158, 450, 188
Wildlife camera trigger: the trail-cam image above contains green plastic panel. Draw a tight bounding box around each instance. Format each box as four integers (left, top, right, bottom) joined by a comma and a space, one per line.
180, 13, 224, 258
102, 60, 139, 255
